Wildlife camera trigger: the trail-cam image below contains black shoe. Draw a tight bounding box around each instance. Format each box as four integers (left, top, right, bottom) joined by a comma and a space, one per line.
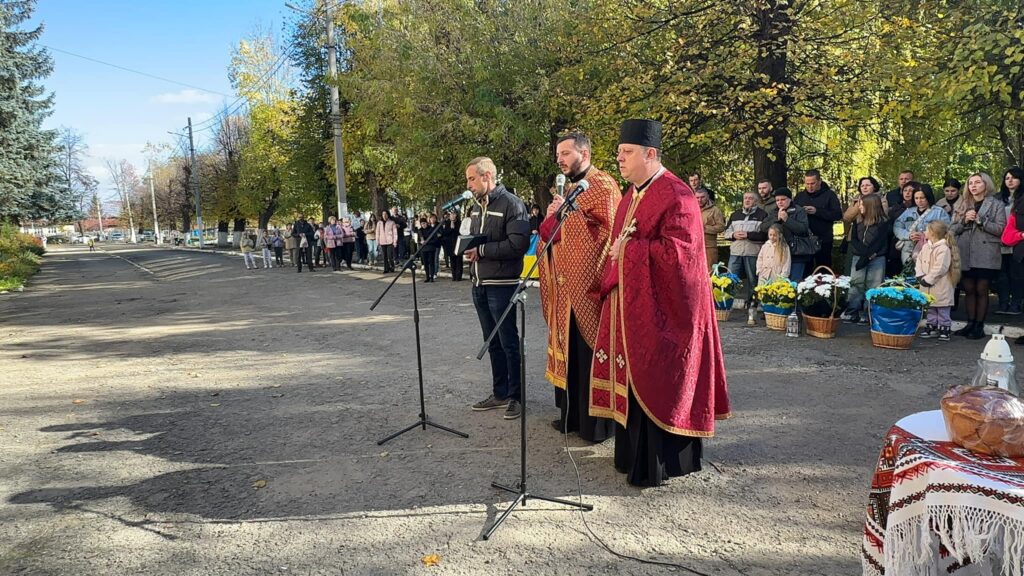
954, 321, 975, 337
966, 322, 986, 340
937, 326, 951, 342
503, 400, 522, 420
472, 394, 510, 411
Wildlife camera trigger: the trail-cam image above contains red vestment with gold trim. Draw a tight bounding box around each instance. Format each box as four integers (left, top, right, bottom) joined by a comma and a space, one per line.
589, 169, 731, 437
538, 167, 620, 389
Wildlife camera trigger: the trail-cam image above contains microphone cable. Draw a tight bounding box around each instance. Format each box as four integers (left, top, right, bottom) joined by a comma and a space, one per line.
559, 380, 713, 576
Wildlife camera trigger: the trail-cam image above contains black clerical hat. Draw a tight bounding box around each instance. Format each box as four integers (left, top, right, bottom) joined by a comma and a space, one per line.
618, 119, 662, 148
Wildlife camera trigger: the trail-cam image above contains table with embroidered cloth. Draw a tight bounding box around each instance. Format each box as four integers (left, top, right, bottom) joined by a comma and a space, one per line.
862, 410, 1024, 576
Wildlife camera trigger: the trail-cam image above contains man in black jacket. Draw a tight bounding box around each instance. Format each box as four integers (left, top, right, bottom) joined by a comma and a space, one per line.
390, 207, 408, 261
794, 169, 843, 270
291, 215, 316, 273
885, 170, 915, 212
463, 156, 530, 420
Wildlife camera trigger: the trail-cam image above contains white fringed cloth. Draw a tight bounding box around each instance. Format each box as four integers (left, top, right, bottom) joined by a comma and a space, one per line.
862, 412, 1024, 576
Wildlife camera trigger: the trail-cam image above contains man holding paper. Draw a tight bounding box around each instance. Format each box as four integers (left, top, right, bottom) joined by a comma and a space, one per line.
538, 132, 620, 442
463, 157, 531, 420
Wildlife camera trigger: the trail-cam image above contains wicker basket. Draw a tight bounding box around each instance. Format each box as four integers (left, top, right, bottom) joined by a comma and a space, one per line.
870, 330, 915, 350
867, 296, 919, 350
804, 315, 839, 339
715, 308, 731, 322
765, 312, 788, 331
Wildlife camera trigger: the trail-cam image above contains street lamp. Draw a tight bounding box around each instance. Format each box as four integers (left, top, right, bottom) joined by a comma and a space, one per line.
286, 1, 348, 220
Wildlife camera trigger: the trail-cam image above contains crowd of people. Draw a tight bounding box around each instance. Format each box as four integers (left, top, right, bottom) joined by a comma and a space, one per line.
700, 167, 1024, 342
237, 207, 470, 282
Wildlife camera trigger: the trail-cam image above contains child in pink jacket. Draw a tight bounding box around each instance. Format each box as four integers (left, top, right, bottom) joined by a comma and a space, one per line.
916, 220, 959, 341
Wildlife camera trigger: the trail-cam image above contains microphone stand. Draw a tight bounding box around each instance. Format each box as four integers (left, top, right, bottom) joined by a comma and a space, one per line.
372, 223, 469, 445
477, 197, 592, 541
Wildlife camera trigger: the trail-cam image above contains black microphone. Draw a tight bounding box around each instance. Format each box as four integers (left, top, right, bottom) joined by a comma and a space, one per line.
565, 179, 590, 205
441, 190, 473, 211
557, 179, 590, 218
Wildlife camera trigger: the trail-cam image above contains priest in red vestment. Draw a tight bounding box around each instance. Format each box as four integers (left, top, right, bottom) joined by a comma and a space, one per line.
589, 119, 731, 487
538, 132, 620, 442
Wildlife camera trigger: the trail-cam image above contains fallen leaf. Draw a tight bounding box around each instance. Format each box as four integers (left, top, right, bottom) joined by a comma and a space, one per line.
209, 403, 221, 407
209, 392, 220, 397
379, 451, 389, 458
271, 394, 284, 398
421, 554, 441, 567
252, 479, 267, 490
72, 399, 85, 405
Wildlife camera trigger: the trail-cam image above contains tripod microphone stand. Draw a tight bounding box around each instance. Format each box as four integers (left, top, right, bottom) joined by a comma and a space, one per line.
477, 192, 592, 541
372, 224, 468, 445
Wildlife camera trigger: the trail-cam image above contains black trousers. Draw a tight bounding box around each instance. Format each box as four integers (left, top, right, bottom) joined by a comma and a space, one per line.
381, 244, 395, 273
330, 246, 343, 271
297, 246, 314, 271
421, 248, 437, 279
273, 246, 283, 265
342, 243, 354, 268
809, 239, 834, 272
450, 252, 464, 281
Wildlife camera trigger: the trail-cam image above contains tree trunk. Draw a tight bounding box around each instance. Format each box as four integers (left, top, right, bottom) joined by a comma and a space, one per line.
751, 1, 791, 189
534, 182, 553, 212
232, 218, 246, 248
216, 220, 229, 247
369, 172, 385, 218
258, 189, 279, 231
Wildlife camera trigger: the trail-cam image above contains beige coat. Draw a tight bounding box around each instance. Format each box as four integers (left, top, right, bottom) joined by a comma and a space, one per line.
756, 239, 791, 283
915, 238, 953, 307
700, 202, 726, 248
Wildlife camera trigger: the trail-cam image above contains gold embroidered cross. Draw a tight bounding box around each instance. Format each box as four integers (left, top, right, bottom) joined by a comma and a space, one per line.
596, 350, 608, 364
616, 354, 625, 369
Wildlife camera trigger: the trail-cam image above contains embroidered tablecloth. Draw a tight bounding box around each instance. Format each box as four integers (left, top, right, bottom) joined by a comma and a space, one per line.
862, 410, 1024, 575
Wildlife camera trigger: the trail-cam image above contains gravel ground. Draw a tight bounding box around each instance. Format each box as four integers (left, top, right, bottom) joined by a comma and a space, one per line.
0, 245, 986, 575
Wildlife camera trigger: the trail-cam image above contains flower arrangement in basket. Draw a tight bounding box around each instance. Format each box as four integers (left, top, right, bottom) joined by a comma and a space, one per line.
710, 263, 741, 321
796, 266, 851, 339
754, 277, 797, 331
865, 280, 934, 349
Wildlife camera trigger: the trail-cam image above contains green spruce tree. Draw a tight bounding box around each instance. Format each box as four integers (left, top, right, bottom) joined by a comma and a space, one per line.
0, 0, 59, 224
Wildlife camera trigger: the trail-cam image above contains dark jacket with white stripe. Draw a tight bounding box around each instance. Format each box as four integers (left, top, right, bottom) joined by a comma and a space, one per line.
467, 184, 530, 286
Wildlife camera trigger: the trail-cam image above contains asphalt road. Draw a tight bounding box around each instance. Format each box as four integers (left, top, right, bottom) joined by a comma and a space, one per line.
0, 245, 990, 575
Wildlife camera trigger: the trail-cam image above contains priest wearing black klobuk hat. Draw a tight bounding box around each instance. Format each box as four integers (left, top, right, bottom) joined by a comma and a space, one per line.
588, 119, 732, 487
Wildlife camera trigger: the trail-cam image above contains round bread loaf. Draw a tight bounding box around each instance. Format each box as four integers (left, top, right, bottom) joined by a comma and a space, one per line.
941, 386, 1024, 457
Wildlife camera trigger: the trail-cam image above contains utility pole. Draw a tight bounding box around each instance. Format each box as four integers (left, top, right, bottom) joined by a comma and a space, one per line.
187, 117, 204, 248
326, 3, 348, 219
147, 159, 161, 244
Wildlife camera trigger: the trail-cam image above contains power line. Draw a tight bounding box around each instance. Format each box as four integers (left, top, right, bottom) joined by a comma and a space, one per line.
42, 44, 231, 97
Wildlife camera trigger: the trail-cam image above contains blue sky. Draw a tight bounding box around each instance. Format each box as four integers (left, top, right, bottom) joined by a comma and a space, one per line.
30, 0, 302, 201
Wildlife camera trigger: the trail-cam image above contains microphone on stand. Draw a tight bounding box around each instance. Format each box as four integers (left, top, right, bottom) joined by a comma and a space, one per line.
557, 179, 590, 219
442, 190, 473, 211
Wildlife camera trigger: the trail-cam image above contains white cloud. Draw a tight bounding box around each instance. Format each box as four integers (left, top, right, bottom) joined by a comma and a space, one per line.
151, 89, 222, 105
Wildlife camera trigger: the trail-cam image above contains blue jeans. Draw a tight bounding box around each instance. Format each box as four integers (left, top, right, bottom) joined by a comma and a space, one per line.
472, 284, 521, 401
728, 254, 758, 303
847, 255, 885, 312
789, 259, 808, 283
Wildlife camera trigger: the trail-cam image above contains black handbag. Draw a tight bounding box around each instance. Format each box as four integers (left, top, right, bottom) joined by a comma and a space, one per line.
789, 232, 821, 256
